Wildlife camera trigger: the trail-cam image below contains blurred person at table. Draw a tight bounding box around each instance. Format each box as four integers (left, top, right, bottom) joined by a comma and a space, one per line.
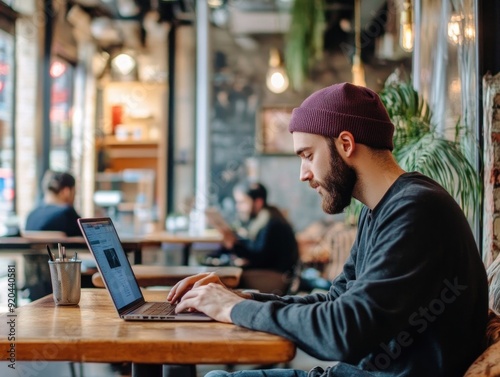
168, 83, 488, 377
25, 170, 82, 237
206, 181, 299, 293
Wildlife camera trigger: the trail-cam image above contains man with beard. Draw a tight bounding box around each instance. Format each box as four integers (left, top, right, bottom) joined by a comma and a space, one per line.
167, 83, 488, 377
206, 181, 299, 293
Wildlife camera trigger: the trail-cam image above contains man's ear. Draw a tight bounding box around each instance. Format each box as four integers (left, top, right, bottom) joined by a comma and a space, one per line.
337, 131, 355, 157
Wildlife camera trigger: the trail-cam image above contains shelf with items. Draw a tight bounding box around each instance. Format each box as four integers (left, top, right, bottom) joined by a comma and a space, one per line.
94, 170, 157, 235
101, 81, 166, 140
96, 80, 168, 231
100, 135, 158, 147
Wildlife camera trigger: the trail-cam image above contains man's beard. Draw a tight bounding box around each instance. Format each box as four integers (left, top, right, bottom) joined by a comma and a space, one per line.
313, 140, 357, 214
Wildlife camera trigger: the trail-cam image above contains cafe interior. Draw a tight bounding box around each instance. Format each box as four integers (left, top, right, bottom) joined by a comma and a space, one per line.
0, 0, 500, 376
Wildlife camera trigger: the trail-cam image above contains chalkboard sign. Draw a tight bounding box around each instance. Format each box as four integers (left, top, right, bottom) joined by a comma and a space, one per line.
209, 83, 258, 203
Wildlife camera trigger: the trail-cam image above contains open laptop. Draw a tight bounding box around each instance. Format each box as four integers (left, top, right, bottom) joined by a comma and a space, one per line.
77, 217, 212, 321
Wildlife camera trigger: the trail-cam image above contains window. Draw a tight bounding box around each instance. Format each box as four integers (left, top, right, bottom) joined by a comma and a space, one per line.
49, 58, 74, 171
0, 27, 14, 232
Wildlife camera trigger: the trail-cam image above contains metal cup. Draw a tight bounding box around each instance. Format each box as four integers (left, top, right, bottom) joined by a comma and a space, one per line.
48, 260, 82, 306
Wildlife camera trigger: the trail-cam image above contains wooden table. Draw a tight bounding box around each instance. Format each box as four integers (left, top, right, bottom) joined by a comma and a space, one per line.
0, 289, 295, 376
92, 265, 243, 288
142, 231, 223, 265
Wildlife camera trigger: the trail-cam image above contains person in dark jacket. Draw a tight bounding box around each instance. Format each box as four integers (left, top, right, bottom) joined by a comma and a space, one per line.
208, 181, 299, 292
25, 170, 82, 237
213, 182, 298, 270
168, 83, 489, 377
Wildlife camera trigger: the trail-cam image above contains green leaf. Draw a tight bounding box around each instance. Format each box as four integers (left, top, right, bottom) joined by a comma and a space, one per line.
346, 80, 481, 225
285, 0, 325, 90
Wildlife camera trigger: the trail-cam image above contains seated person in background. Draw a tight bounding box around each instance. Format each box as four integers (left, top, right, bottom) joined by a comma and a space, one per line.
25, 170, 82, 237
207, 181, 299, 291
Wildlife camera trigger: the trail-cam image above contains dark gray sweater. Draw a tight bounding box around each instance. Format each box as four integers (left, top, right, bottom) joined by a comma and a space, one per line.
231, 172, 488, 376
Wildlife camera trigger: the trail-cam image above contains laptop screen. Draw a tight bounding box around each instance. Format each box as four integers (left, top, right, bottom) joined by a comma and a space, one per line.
79, 218, 143, 311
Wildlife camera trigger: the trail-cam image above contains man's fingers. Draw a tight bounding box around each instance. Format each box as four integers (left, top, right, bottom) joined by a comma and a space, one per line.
192, 272, 221, 288
167, 273, 211, 303
175, 289, 201, 313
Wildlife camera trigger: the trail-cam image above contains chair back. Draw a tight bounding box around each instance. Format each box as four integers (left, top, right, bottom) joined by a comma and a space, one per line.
21, 230, 67, 240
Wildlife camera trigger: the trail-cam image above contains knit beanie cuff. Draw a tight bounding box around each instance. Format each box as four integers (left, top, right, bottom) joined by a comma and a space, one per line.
289, 107, 394, 150
288, 83, 395, 151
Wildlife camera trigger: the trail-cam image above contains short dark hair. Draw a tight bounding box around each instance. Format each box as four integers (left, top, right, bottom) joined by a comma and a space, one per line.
42, 170, 76, 194
234, 181, 267, 205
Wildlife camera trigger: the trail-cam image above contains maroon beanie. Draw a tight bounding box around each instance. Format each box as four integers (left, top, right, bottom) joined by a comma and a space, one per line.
289, 82, 394, 150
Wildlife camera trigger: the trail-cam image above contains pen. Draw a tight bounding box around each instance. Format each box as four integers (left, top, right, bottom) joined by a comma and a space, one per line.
58, 243, 62, 261
46, 244, 54, 262
62, 246, 66, 261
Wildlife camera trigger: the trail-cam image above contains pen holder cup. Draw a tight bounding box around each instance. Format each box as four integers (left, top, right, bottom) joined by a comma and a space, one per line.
48, 260, 82, 306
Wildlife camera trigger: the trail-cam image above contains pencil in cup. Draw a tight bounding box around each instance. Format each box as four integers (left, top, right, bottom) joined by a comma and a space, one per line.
48, 260, 82, 305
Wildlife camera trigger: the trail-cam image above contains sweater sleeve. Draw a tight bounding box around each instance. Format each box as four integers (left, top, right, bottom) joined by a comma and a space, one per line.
231, 197, 452, 363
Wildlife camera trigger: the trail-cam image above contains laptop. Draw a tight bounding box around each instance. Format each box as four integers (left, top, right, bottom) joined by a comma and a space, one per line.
77, 217, 212, 321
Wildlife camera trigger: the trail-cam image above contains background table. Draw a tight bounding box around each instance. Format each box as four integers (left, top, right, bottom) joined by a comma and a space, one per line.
0, 236, 151, 264
92, 265, 242, 288
0, 289, 295, 376
142, 231, 223, 265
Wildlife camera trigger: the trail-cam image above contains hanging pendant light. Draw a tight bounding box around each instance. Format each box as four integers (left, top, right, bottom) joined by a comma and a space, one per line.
111, 52, 136, 76
352, 0, 366, 86
266, 48, 289, 94
399, 0, 414, 52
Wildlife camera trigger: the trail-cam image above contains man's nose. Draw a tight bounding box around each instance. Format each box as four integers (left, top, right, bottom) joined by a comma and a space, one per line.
300, 162, 312, 182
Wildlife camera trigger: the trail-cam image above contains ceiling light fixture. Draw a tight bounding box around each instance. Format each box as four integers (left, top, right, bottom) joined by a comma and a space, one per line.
399, 0, 414, 52
50, 60, 66, 78
266, 48, 289, 94
207, 0, 224, 7
111, 53, 136, 76
448, 12, 475, 45
116, 0, 140, 17
447, 12, 462, 44
352, 0, 366, 86
463, 14, 475, 41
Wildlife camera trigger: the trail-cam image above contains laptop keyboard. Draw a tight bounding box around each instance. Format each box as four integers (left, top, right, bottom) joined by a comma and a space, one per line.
142, 302, 176, 315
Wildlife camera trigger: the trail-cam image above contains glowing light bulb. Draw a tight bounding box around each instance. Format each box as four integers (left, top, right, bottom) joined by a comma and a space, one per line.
399, 1, 414, 52
464, 14, 475, 41
448, 13, 462, 45
112, 53, 136, 76
266, 69, 289, 94
266, 48, 289, 93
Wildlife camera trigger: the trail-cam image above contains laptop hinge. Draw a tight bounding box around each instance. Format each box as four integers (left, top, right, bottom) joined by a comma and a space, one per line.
121, 301, 148, 315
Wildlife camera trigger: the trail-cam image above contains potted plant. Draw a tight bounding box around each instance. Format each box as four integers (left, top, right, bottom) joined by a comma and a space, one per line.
284, 0, 325, 91
347, 80, 481, 224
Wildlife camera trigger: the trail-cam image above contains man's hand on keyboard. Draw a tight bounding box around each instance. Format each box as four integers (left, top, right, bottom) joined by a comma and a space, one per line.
174, 283, 245, 323
167, 272, 224, 304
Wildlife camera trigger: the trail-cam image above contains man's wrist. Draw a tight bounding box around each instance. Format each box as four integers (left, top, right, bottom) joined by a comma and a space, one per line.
232, 289, 253, 299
